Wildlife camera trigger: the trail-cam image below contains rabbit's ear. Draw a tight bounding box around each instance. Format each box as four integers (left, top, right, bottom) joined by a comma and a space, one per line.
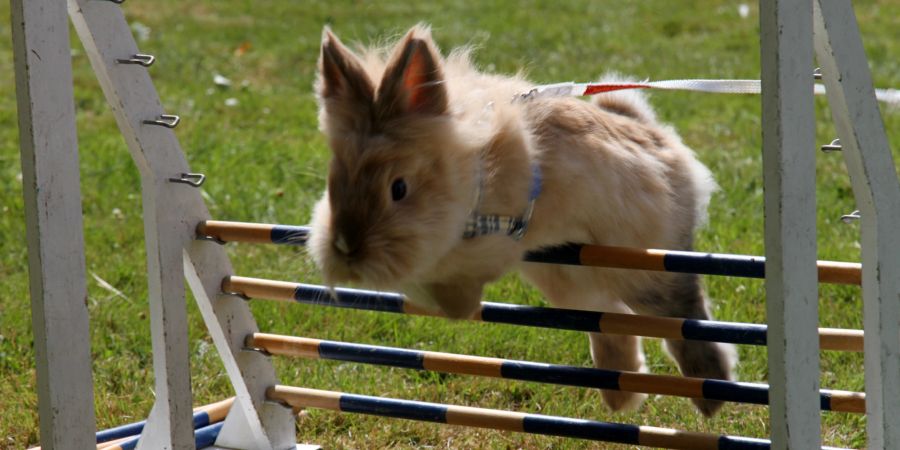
317, 27, 374, 112
375, 26, 447, 120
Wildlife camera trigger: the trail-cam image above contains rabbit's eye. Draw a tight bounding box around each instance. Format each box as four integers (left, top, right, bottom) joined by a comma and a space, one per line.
391, 178, 407, 201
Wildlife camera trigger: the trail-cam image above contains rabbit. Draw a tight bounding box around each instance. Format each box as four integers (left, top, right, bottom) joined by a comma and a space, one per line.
308, 24, 736, 417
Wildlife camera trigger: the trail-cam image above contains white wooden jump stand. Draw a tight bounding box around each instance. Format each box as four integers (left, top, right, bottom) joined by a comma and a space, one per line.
11, 0, 899, 449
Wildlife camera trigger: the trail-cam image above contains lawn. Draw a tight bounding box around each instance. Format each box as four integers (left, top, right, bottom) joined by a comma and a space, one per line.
2, 1, 899, 448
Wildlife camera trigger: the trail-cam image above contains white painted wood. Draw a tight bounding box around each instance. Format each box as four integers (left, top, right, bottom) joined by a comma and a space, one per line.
184, 246, 295, 449
67, 1, 194, 448
211, 394, 290, 449
215, 396, 272, 449
11, 1, 97, 448
67, 0, 296, 448
131, 185, 194, 450
814, 2, 900, 447
759, 1, 821, 448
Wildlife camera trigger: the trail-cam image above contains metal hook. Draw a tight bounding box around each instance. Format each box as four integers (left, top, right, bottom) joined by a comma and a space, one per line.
223, 290, 251, 301
813, 67, 823, 80
821, 138, 842, 152
168, 172, 205, 187
265, 398, 297, 411
116, 54, 155, 67
143, 114, 180, 129
841, 210, 861, 223
197, 234, 226, 245
241, 346, 272, 357
513, 88, 538, 103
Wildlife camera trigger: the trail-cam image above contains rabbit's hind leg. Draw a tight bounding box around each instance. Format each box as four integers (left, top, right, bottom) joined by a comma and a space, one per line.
625, 272, 737, 417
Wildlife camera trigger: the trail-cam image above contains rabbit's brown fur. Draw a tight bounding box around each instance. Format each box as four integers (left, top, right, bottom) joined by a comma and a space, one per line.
309, 25, 735, 416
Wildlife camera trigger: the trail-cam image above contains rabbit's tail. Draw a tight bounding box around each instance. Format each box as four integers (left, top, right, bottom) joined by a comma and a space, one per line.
590, 74, 659, 124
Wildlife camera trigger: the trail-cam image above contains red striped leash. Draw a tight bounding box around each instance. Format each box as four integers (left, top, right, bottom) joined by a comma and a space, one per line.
514, 79, 900, 104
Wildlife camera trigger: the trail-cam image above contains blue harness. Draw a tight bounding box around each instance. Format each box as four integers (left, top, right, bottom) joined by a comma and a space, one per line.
462, 164, 542, 240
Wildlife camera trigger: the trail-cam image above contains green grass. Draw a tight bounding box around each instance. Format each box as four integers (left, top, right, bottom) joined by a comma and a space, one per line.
2, 1, 899, 448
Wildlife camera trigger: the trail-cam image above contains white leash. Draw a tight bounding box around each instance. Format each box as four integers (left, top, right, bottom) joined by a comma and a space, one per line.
515, 79, 900, 105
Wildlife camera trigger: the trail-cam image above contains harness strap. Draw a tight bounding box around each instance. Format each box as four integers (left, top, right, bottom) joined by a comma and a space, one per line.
463, 164, 542, 240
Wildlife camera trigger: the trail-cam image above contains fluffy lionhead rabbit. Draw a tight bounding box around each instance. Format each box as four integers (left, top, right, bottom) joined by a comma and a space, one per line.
309, 25, 735, 416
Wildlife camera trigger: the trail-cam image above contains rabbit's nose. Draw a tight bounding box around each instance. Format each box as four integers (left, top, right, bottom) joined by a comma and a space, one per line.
333, 233, 359, 256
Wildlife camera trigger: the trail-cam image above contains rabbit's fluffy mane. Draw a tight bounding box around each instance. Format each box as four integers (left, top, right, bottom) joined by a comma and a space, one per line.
340, 27, 533, 152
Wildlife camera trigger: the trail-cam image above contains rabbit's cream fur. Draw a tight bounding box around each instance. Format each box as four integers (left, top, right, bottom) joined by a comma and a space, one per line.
309, 25, 734, 416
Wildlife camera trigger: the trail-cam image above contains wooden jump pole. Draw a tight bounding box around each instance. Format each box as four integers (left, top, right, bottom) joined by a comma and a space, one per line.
198, 220, 862, 285
223, 276, 864, 353
267, 385, 851, 450
247, 333, 865, 413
